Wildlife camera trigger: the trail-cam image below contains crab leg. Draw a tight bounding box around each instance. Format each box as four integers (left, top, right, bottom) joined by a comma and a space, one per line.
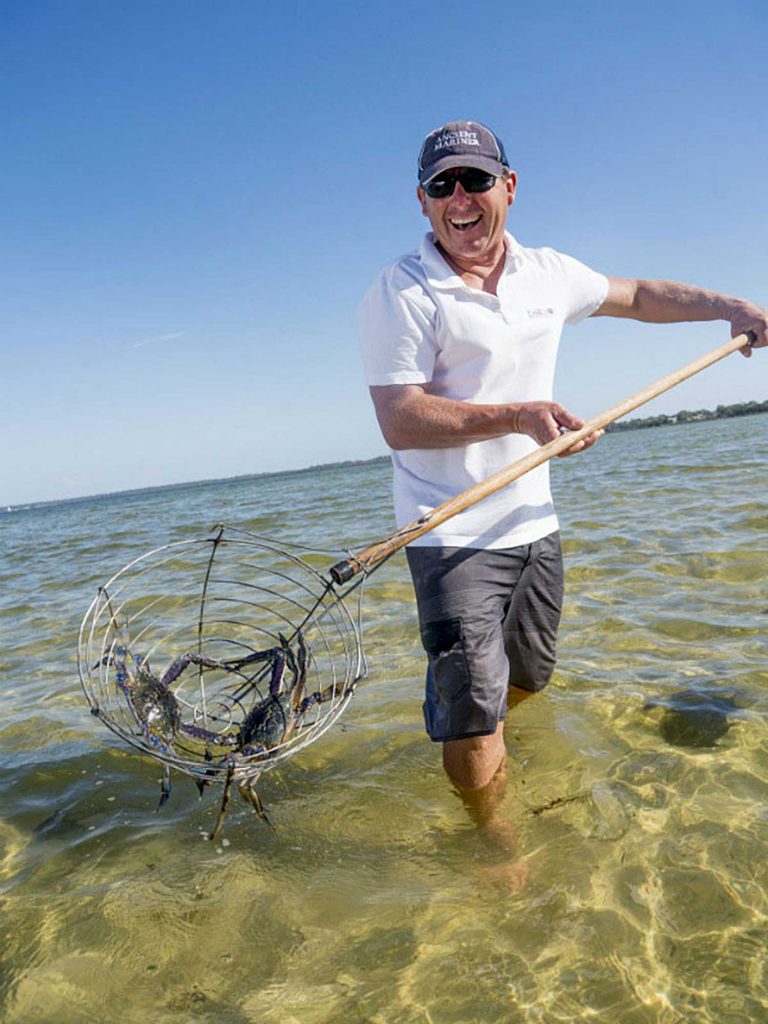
299, 682, 338, 713
290, 633, 308, 714
208, 758, 236, 841
159, 652, 245, 687
238, 778, 274, 830
158, 764, 172, 810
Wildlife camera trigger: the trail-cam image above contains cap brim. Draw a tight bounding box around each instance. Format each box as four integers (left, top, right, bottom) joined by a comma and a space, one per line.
420, 154, 506, 185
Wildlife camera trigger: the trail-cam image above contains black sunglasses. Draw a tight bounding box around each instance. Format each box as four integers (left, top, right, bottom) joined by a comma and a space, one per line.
422, 168, 499, 199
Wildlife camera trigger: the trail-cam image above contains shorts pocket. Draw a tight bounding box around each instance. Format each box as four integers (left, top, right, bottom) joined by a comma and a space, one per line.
420, 617, 471, 704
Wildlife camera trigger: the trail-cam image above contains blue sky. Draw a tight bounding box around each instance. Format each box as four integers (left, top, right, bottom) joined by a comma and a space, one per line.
2, 0, 766, 505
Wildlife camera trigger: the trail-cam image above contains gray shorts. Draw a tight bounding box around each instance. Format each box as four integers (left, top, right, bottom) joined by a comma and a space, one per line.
406, 532, 564, 743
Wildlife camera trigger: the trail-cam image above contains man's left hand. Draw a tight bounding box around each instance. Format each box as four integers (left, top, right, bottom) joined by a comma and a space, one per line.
729, 301, 768, 357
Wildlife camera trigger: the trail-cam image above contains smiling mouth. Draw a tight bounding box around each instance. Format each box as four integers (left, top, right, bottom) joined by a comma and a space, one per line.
448, 214, 482, 231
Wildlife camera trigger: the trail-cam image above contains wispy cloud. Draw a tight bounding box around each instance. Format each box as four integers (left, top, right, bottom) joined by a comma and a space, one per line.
131, 331, 185, 349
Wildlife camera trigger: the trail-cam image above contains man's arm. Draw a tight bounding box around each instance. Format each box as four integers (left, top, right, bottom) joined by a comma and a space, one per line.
371, 277, 766, 455
369, 385, 601, 453
595, 278, 768, 356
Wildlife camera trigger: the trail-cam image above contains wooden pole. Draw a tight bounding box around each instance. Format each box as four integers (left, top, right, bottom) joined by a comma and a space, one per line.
329, 332, 756, 584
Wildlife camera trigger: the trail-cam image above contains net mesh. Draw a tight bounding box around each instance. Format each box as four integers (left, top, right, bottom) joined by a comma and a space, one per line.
78, 525, 365, 806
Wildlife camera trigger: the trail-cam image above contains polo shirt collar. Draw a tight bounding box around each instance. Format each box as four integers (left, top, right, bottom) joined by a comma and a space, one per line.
420, 231, 523, 291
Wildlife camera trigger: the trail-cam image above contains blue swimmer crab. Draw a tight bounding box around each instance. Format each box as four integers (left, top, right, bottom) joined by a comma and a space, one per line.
99, 632, 317, 836
206, 632, 310, 839
103, 645, 222, 805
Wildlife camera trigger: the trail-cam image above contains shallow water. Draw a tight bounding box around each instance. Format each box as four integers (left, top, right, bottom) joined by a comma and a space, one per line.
1, 416, 767, 1023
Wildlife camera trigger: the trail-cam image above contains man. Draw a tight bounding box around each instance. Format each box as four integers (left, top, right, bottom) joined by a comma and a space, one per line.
358, 120, 766, 819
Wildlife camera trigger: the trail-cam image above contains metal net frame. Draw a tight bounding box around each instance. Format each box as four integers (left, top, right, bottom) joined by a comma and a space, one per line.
78, 524, 366, 798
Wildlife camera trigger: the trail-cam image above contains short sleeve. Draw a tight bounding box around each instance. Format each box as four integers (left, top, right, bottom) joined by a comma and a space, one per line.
358, 263, 439, 386
554, 252, 609, 325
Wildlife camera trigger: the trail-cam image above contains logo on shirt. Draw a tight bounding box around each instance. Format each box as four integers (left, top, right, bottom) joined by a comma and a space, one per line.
527, 307, 555, 319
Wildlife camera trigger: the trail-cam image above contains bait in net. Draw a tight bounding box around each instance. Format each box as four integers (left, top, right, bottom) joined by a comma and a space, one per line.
78, 525, 365, 838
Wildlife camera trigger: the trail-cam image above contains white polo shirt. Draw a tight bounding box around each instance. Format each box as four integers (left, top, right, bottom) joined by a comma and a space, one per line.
359, 232, 608, 548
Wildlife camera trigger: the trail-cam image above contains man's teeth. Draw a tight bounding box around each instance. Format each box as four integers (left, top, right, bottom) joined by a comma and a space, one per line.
450, 216, 481, 230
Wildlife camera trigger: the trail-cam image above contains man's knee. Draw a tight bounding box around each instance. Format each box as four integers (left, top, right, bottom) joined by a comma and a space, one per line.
442, 725, 505, 791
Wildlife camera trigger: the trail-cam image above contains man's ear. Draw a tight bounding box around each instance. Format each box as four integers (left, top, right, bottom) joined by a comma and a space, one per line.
417, 185, 429, 217
505, 171, 518, 207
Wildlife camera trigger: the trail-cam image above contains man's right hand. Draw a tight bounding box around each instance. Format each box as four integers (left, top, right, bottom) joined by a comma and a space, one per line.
514, 401, 603, 456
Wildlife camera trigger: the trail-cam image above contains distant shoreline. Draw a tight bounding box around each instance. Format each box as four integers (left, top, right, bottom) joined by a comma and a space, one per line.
5, 404, 766, 512
3, 456, 392, 512
605, 398, 768, 433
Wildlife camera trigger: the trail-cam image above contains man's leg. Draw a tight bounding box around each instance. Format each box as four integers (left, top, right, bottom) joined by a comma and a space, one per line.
406, 542, 560, 818
442, 687, 534, 833
443, 720, 506, 792
443, 724, 507, 836
508, 685, 536, 710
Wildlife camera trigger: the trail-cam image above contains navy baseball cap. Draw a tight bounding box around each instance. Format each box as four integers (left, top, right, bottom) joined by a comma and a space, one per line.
418, 120, 509, 185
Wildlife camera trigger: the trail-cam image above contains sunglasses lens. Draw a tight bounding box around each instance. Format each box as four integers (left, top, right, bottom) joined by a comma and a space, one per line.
424, 170, 497, 198
462, 170, 497, 192
424, 178, 453, 198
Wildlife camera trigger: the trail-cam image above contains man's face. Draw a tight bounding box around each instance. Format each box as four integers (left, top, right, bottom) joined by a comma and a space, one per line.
417, 168, 517, 265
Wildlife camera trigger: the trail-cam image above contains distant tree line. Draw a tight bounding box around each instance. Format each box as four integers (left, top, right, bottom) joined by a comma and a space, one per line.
606, 399, 768, 433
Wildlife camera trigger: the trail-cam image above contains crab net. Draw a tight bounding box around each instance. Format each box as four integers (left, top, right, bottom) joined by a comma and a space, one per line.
78, 524, 365, 794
